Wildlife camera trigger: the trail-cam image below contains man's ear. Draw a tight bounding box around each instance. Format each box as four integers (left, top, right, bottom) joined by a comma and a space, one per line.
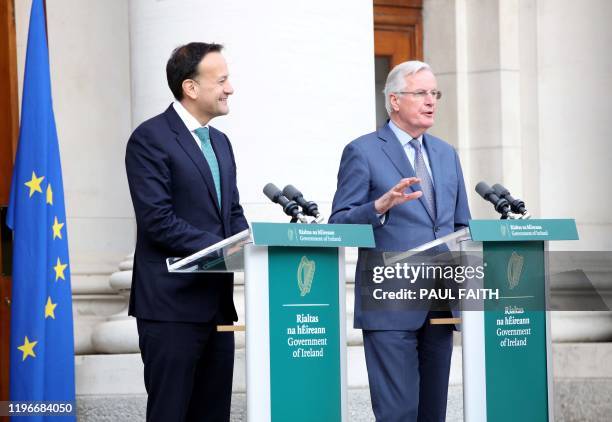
389, 93, 401, 112
182, 79, 198, 100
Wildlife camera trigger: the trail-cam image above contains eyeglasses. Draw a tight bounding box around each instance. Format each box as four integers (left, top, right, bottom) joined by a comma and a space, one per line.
395, 90, 442, 100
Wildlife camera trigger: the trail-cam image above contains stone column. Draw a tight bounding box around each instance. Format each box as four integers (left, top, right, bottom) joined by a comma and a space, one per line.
423, 0, 612, 342
72, 271, 125, 355
90, 254, 139, 354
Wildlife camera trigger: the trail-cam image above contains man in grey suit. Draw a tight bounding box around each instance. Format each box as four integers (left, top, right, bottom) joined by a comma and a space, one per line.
329, 61, 471, 421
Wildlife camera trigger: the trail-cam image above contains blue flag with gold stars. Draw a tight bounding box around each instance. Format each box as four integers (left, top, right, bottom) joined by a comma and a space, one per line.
7, 0, 76, 418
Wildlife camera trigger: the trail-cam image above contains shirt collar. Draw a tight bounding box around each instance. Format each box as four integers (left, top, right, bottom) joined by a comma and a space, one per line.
173, 101, 208, 133
388, 119, 423, 148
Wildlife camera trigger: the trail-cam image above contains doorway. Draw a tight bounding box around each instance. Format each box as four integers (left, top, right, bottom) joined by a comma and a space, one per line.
373, 0, 423, 127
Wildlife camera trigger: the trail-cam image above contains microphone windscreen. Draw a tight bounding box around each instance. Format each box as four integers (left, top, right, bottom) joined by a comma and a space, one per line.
492, 183, 510, 197
475, 182, 492, 199
263, 183, 281, 202
282, 184, 301, 200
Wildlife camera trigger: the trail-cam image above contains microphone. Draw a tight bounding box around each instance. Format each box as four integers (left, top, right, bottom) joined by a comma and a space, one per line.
475, 182, 512, 218
282, 184, 324, 223
263, 183, 308, 223
492, 184, 530, 218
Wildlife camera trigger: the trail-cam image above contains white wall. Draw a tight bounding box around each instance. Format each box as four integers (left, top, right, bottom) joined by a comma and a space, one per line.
15, 0, 134, 277
128, 0, 376, 223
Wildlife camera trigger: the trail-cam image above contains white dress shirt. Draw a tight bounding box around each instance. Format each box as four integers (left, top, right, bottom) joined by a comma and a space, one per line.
173, 101, 208, 149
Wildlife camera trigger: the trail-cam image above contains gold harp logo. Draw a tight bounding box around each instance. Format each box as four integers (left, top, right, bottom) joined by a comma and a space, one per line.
297, 256, 316, 297
507, 251, 524, 289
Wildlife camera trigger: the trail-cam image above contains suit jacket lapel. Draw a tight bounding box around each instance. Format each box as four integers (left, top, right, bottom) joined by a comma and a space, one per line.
378, 125, 436, 222
379, 125, 415, 179
165, 106, 222, 217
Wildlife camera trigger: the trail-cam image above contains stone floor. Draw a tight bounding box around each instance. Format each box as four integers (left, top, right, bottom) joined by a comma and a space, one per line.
77, 380, 612, 421
226, 387, 464, 422
76, 386, 459, 422
76, 343, 612, 420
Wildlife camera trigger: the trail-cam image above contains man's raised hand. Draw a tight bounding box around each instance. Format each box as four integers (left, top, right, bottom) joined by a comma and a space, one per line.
374, 177, 423, 214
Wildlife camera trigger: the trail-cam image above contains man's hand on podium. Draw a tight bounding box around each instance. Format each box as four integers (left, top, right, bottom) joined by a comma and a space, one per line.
224, 239, 250, 257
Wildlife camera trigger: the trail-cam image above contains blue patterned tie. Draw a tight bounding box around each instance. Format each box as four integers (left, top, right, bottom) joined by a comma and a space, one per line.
194, 127, 221, 208
409, 138, 436, 218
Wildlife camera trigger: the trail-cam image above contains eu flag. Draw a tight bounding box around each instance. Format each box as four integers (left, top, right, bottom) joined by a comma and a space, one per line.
7, 0, 76, 418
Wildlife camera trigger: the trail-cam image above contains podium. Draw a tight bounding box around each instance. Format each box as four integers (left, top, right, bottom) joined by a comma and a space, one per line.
385, 219, 578, 422
167, 222, 374, 422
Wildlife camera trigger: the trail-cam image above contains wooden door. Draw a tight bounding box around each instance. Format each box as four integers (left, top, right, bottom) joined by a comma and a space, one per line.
0, 0, 19, 405
373, 0, 423, 126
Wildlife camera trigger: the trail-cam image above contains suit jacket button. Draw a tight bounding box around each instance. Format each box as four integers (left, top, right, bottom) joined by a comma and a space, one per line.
434, 226, 440, 232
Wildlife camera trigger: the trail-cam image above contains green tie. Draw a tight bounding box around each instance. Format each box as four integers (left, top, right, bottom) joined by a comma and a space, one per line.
194, 127, 221, 207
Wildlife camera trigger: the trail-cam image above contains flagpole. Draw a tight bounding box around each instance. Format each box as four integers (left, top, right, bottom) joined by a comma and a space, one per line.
0, 0, 20, 405
43, 0, 48, 47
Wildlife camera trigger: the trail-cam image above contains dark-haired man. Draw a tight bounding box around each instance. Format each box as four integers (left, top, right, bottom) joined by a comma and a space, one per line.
125, 42, 248, 422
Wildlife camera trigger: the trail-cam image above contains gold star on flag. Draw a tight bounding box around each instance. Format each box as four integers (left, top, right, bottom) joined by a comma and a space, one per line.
24, 171, 44, 197
46, 183, 53, 205
53, 257, 68, 281
52, 217, 64, 240
45, 296, 57, 319
17, 336, 38, 361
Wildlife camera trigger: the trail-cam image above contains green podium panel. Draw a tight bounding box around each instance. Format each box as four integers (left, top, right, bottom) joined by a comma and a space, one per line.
482, 241, 548, 422
462, 219, 578, 422
246, 223, 373, 422
268, 247, 341, 421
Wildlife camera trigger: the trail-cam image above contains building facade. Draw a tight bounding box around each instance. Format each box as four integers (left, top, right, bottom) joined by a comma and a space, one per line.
1, 0, 611, 419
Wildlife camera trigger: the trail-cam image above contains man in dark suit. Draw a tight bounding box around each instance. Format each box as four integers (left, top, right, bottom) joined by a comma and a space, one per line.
329, 61, 471, 421
125, 42, 248, 422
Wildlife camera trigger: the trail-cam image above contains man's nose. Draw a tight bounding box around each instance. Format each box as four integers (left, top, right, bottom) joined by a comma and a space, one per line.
224, 81, 234, 95
424, 93, 435, 106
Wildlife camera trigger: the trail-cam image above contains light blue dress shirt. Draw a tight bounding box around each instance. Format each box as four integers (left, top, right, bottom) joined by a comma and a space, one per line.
388, 120, 434, 186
